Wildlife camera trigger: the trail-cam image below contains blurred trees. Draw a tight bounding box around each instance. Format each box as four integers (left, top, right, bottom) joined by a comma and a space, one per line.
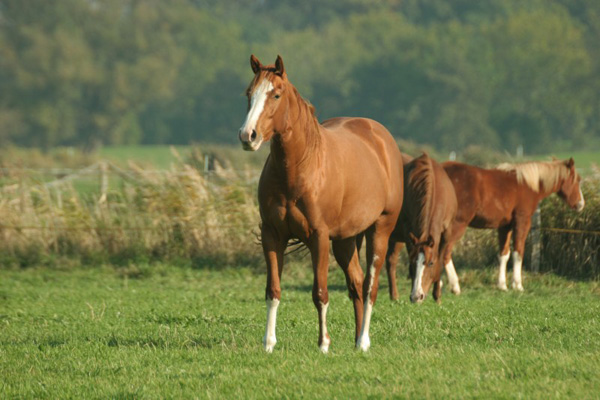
0, 0, 599, 153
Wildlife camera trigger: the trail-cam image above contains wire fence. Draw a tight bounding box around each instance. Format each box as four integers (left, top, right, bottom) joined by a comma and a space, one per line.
0, 162, 598, 276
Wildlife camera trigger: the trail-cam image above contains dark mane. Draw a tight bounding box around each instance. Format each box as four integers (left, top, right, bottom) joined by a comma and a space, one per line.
406, 153, 435, 239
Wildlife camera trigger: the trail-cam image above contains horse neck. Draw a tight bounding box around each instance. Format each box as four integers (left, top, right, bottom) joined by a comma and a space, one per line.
535, 166, 567, 201
269, 85, 323, 195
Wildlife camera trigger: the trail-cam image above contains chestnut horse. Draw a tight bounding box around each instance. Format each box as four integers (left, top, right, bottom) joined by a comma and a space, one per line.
384, 153, 457, 303
238, 55, 403, 352
439, 159, 584, 293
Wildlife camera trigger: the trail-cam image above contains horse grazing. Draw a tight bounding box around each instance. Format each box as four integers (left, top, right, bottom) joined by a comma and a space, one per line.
238, 55, 403, 352
382, 153, 457, 303
436, 159, 585, 293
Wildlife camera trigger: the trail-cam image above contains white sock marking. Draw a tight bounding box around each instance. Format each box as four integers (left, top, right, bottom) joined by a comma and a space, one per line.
263, 298, 280, 352
357, 256, 378, 352
357, 300, 373, 352
319, 301, 330, 353
240, 79, 273, 137
497, 252, 510, 291
512, 251, 524, 291
444, 259, 461, 295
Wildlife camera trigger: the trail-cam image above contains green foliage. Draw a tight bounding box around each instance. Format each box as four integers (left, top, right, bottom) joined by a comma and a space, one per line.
1, 0, 600, 152
1, 266, 600, 398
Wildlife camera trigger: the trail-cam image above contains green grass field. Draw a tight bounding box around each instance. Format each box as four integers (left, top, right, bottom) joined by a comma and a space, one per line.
1, 264, 599, 398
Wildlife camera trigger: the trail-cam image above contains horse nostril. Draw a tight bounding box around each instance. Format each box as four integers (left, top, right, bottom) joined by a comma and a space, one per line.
251, 130, 257, 141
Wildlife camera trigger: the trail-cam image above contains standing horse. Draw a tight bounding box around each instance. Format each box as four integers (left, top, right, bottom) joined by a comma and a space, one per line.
384, 153, 457, 303
238, 55, 403, 352
438, 159, 585, 293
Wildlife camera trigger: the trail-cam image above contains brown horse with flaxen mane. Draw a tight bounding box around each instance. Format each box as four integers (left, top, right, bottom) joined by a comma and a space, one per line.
440, 159, 584, 293
238, 55, 403, 352
386, 159, 585, 296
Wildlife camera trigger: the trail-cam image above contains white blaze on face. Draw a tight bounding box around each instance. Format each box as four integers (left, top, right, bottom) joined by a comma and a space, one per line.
577, 188, 585, 211
411, 252, 426, 301
240, 79, 273, 138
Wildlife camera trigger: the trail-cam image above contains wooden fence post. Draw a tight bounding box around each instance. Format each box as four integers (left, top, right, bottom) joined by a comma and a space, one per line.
530, 206, 541, 273
99, 161, 108, 204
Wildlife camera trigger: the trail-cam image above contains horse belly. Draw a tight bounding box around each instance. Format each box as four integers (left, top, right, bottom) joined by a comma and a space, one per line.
326, 181, 391, 240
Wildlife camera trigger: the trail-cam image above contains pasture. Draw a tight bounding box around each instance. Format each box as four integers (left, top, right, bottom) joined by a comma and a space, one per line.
1, 263, 599, 398
1, 145, 599, 398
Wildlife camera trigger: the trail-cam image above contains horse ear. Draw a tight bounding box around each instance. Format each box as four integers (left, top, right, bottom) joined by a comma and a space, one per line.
250, 54, 262, 74
275, 55, 285, 76
409, 232, 419, 245
426, 235, 434, 247
566, 157, 575, 169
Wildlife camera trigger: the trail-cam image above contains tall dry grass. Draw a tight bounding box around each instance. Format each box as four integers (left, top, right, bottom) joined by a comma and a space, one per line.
539, 168, 600, 278
0, 163, 262, 268
0, 154, 598, 279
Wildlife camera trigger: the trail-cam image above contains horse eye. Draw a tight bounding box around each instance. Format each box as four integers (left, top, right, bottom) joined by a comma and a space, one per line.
274, 94, 281, 99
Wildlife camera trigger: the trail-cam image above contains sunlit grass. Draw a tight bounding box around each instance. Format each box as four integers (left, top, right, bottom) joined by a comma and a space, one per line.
1, 265, 599, 398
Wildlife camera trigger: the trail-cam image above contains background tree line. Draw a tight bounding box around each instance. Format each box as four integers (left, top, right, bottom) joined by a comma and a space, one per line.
1, 0, 599, 153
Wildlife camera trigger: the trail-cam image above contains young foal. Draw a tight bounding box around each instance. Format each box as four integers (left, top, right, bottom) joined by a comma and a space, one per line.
440, 159, 585, 292
386, 153, 457, 303
239, 55, 403, 352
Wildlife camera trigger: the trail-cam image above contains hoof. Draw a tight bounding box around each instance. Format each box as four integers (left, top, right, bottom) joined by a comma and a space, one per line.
512, 282, 524, 291
319, 335, 331, 354
498, 283, 508, 291
263, 336, 276, 353
450, 285, 461, 295
356, 336, 370, 352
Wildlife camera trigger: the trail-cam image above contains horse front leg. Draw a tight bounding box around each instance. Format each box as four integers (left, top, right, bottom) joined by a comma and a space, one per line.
511, 218, 531, 291
310, 229, 331, 353
496, 226, 513, 291
261, 225, 286, 353
443, 222, 467, 295
386, 239, 404, 301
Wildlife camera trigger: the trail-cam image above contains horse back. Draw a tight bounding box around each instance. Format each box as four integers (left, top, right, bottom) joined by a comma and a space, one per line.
442, 161, 532, 229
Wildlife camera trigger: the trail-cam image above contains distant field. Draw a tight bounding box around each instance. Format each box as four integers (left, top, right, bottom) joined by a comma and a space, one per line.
1, 264, 599, 398
98, 145, 193, 169
534, 151, 599, 171
99, 144, 269, 171
98, 145, 598, 171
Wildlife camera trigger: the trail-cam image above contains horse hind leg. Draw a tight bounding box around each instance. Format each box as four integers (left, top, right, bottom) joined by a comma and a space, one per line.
357, 218, 395, 352
332, 238, 364, 346
310, 230, 332, 353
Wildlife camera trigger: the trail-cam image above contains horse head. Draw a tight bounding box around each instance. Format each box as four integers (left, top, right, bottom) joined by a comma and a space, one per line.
408, 232, 437, 304
239, 55, 289, 151
557, 158, 584, 212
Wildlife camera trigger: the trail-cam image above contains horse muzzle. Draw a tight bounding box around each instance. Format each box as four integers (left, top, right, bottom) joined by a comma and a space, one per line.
410, 291, 425, 304
239, 128, 263, 151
